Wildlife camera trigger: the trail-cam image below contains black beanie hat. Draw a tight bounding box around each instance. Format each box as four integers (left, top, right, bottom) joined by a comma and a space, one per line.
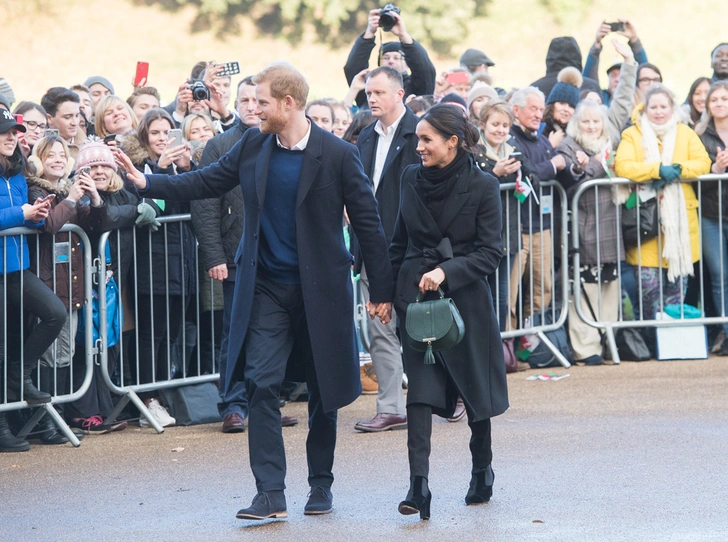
378, 42, 404, 65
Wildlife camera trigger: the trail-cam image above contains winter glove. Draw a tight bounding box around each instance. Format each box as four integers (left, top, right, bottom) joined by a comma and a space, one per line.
135, 202, 161, 232
659, 164, 681, 184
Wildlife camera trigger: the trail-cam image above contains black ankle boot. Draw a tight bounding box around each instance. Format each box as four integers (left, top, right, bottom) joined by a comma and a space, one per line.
0, 413, 30, 453
32, 414, 69, 445
465, 464, 494, 505
7, 375, 52, 405
398, 476, 431, 520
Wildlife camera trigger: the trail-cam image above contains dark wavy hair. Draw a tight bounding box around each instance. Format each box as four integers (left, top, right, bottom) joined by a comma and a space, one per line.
136, 108, 175, 159
685, 77, 711, 126
419, 103, 480, 153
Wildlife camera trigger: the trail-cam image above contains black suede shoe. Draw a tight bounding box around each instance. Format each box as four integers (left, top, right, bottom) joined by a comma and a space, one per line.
465, 465, 494, 505
304, 486, 333, 515
236, 491, 287, 520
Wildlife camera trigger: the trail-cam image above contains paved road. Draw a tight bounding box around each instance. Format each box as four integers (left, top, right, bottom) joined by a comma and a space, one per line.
2, 357, 727, 542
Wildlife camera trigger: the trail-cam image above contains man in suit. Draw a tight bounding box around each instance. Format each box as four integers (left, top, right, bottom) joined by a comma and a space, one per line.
118, 62, 394, 521
353, 67, 419, 433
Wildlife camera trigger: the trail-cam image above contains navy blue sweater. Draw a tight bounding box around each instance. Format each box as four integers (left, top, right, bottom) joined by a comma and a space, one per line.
258, 146, 305, 284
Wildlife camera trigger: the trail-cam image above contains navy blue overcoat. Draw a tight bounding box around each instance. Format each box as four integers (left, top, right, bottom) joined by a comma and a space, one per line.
144, 122, 394, 412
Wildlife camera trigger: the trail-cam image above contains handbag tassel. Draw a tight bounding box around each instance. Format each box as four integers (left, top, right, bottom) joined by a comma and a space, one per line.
424, 342, 435, 365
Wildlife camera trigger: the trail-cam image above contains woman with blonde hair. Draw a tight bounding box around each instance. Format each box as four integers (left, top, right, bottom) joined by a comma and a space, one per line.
94, 95, 138, 143
181, 112, 216, 144
615, 85, 710, 333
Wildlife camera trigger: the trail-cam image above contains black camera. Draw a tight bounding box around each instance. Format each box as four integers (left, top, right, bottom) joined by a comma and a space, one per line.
379, 4, 400, 32
190, 80, 210, 101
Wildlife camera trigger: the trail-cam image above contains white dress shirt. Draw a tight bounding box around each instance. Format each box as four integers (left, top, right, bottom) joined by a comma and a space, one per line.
371, 107, 406, 193
276, 120, 312, 151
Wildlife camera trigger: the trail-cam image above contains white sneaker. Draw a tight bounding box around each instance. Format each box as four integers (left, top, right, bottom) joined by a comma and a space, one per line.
140, 399, 176, 428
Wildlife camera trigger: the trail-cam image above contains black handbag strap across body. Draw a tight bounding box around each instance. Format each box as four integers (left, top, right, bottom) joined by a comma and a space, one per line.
405, 288, 465, 365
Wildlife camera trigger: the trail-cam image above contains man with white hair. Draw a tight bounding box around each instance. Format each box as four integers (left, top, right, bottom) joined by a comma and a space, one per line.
507, 87, 565, 330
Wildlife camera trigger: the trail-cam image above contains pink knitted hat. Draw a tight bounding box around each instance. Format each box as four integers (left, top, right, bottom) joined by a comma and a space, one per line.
76, 140, 117, 171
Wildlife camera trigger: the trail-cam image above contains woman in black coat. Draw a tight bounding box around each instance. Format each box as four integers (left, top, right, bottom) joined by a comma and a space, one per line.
389, 104, 509, 520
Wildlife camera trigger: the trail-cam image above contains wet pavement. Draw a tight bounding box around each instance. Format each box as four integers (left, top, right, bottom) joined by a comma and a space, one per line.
1, 357, 727, 542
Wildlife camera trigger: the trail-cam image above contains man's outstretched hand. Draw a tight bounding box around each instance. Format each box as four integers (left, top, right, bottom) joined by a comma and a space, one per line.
366, 301, 393, 325
114, 149, 147, 190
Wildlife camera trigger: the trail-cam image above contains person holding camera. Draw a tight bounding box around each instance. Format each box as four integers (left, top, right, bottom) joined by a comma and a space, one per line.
583, 19, 648, 106
344, 6, 435, 109
171, 76, 237, 133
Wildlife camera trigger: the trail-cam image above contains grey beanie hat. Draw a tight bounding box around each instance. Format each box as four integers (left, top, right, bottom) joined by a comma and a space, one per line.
83, 76, 115, 94
0, 78, 15, 106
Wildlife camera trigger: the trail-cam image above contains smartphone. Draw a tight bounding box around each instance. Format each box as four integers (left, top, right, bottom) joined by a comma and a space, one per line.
167, 129, 184, 148
446, 71, 470, 86
104, 134, 117, 144
78, 166, 91, 177
41, 194, 56, 203
44, 129, 59, 137
134, 61, 149, 87
13, 113, 23, 125
216, 61, 240, 77
607, 21, 625, 32
509, 152, 522, 157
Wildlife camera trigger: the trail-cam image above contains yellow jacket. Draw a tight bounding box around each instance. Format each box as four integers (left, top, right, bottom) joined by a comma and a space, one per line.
615, 116, 711, 268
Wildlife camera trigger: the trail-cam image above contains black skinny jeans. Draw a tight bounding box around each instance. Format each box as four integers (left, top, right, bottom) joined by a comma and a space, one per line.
407, 402, 492, 479
0, 270, 66, 388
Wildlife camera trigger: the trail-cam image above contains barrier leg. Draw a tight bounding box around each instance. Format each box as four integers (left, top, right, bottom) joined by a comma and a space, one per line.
536, 330, 571, 368
605, 326, 621, 365
17, 404, 81, 447
107, 389, 164, 434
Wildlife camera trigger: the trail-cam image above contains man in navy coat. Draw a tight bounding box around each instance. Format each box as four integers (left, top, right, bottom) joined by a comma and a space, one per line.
118, 63, 394, 520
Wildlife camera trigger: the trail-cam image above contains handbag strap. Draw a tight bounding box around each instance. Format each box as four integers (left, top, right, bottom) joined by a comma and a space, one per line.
415, 287, 445, 303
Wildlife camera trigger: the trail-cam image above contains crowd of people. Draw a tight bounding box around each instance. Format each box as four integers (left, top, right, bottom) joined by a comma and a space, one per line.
1, 10, 727, 520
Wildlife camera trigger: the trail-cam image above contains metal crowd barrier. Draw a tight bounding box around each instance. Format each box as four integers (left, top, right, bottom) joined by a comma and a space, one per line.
1, 224, 94, 447
498, 180, 571, 367
571, 175, 728, 363
97, 214, 221, 433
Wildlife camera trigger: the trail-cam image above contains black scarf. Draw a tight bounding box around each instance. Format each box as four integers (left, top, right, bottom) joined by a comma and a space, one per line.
415, 150, 470, 222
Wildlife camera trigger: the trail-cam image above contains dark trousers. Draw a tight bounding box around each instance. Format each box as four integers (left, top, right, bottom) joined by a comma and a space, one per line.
244, 274, 336, 492
218, 279, 248, 418
133, 294, 186, 400
407, 402, 492, 478
66, 343, 117, 419
0, 270, 66, 387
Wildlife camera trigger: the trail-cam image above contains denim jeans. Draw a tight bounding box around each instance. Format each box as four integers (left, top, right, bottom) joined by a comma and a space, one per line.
701, 217, 728, 333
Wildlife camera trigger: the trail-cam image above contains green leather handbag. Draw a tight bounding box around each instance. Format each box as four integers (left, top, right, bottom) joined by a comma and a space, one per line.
405, 288, 465, 365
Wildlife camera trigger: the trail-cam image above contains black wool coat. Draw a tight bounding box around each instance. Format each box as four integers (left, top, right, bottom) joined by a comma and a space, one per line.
389, 159, 509, 422
143, 122, 394, 413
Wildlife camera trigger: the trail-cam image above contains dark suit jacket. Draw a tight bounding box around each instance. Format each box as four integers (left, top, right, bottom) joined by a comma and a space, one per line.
142, 122, 394, 412
389, 159, 508, 422
353, 106, 419, 273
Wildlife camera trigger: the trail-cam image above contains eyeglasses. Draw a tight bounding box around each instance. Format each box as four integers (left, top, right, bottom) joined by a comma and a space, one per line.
24, 120, 48, 132
638, 77, 662, 85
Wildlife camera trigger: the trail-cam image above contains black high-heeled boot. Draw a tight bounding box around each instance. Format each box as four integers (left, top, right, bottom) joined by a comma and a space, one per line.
465, 464, 494, 505
398, 476, 431, 520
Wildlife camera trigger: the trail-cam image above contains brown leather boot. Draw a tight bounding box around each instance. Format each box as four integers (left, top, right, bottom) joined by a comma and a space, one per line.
360, 363, 378, 395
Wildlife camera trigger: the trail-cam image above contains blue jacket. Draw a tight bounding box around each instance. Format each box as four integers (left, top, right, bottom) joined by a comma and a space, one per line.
0, 165, 42, 274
